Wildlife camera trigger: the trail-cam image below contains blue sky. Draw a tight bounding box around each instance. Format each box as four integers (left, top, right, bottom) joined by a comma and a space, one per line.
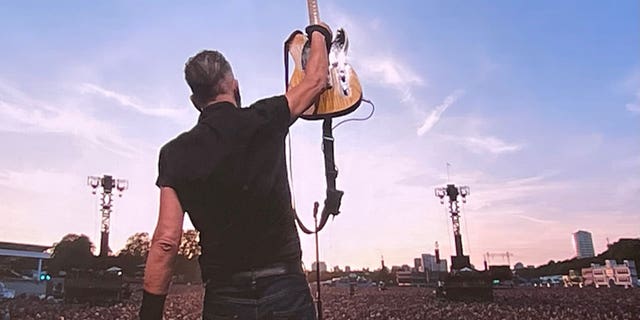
0, 0, 638, 269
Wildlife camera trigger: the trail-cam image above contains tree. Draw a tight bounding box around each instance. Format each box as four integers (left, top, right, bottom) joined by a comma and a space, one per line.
49, 234, 95, 273
178, 229, 201, 260
173, 229, 202, 283
115, 232, 151, 276
119, 232, 151, 258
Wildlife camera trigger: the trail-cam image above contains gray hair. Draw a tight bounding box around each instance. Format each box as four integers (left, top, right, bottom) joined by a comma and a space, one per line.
184, 50, 232, 106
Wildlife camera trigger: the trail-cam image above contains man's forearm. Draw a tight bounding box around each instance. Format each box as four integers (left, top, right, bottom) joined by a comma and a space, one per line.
305, 31, 330, 91
141, 188, 184, 319
143, 239, 179, 294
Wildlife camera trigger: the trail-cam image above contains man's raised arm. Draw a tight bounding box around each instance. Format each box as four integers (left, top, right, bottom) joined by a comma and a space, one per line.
285, 23, 331, 121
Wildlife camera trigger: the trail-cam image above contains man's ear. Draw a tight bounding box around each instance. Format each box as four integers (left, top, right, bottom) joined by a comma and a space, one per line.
190, 95, 201, 112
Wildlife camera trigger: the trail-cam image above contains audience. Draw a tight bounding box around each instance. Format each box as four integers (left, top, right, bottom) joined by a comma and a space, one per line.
1, 285, 638, 319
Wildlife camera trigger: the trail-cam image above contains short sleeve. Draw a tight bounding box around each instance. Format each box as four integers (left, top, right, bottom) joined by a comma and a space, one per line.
248, 95, 291, 135
155, 144, 181, 190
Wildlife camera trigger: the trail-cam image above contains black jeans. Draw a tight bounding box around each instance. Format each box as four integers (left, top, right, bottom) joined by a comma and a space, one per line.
202, 273, 316, 320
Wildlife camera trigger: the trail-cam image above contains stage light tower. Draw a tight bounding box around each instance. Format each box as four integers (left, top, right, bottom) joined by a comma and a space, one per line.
435, 184, 471, 271
87, 175, 128, 257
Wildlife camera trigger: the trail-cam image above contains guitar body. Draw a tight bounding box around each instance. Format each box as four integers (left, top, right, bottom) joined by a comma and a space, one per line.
286, 29, 362, 120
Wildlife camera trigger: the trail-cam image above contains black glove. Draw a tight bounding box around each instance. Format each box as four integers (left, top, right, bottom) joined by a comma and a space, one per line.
305, 24, 333, 51
139, 290, 166, 320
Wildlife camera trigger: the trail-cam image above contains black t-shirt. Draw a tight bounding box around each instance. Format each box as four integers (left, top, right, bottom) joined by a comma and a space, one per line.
155, 95, 301, 279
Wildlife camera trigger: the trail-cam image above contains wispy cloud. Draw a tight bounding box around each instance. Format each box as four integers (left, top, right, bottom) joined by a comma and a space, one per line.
359, 56, 425, 88
0, 169, 78, 194
621, 69, 640, 115
466, 173, 565, 212
461, 136, 523, 154
512, 214, 556, 224
79, 83, 187, 119
324, 8, 427, 115
417, 90, 464, 136
625, 91, 640, 115
0, 81, 138, 157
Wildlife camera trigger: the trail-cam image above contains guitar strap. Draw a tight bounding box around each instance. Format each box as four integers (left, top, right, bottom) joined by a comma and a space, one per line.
284, 31, 343, 234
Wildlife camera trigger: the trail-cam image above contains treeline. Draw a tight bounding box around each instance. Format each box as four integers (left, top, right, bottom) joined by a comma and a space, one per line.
516, 238, 640, 278
45, 231, 202, 283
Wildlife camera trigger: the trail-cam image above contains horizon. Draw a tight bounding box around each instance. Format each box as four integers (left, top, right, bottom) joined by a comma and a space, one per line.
1, 0, 639, 270
10, 233, 637, 271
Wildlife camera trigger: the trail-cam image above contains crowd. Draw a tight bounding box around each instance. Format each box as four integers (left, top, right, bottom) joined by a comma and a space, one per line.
1, 285, 638, 319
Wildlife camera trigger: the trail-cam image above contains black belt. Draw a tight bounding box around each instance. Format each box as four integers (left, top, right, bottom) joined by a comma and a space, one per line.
232, 262, 303, 282
205, 262, 304, 286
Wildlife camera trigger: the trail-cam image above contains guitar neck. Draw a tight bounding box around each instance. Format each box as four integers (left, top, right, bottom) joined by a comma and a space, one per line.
307, 0, 320, 25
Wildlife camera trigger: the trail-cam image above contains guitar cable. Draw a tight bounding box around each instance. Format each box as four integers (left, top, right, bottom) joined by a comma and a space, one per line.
283, 28, 376, 320
331, 98, 375, 130
287, 99, 375, 235
284, 30, 376, 235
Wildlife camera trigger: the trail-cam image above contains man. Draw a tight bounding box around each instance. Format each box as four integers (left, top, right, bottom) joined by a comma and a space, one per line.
139, 23, 332, 320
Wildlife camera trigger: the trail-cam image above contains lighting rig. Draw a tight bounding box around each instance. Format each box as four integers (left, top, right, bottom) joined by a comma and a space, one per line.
435, 184, 471, 270
87, 175, 128, 257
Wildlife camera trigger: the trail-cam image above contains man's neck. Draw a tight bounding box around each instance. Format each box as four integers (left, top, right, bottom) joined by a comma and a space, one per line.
202, 94, 237, 110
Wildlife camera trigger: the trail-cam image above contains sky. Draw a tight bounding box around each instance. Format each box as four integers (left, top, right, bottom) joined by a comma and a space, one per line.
0, 0, 638, 270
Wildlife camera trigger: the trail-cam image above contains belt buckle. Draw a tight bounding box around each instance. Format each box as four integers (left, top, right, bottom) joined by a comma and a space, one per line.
251, 270, 257, 289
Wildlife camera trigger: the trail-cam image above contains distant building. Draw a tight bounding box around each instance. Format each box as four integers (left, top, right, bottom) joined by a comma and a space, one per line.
582, 260, 638, 288
0, 241, 52, 297
392, 265, 412, 272
333, 265, 341, 273
344, 266, 351, 273
573, 230, 595, 258
414, 258, 423, 272
0, 241, 51, 280
422, 254, 447, 272
311, 261, 327, 272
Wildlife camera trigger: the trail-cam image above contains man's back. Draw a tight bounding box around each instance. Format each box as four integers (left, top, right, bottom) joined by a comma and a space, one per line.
156, 96, 301, 279
141, 27, 330, 319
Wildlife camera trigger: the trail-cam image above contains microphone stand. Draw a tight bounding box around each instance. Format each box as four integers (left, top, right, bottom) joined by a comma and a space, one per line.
313, 201, 323, 320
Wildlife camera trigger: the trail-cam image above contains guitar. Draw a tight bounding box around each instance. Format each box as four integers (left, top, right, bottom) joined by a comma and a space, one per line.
285, 0, 363, 120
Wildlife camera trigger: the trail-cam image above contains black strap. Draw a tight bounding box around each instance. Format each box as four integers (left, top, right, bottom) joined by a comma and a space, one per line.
317, 118, 344, 231
292, 119, 343, 234
284, 32, 343, 234
305, 24, 333, 51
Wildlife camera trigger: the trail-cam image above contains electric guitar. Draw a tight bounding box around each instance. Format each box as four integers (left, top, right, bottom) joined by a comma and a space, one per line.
285, 0, 363, 120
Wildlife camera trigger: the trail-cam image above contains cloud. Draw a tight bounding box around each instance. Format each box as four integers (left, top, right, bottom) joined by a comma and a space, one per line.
621, 69, 640, 115
359, 56, 425, 88
0, 81, 138, 157
79, 83, 187, 119
417, 90, 464, 136
625, 91, 640, 115
512, 214, 556, 224
0, 169, 78, 194
461, 136, 523, 154
323, 7, 427, 115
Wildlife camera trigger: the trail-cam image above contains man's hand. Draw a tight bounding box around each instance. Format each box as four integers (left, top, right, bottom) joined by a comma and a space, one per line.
305, 22, 333, 51
285, 21, 332, 121
317, 22, 332, 40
